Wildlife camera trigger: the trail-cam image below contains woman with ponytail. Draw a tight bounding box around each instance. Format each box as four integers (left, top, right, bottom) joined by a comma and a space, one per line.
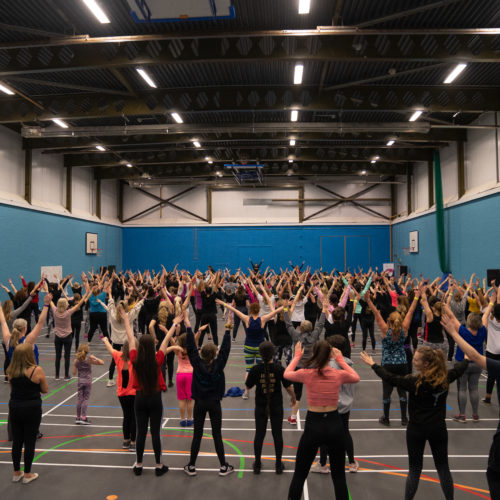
364, 290, 421, 426
361, 345, 469, 500
246, 341, 296, 474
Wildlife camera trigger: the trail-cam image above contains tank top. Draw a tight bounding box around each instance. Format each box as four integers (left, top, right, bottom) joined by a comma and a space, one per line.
9, 367, 42, 408
425, 315, 444, 343
8, 337, 39, 364
245, 317, 265, 347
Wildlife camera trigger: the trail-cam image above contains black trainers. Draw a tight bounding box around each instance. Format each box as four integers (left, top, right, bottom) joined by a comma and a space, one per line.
401, 416, 408, 426
275, 461, 285, 475
155, 465, 169, 476
379, 416, 390, 426
219, 464, 234, 476
253, 461, 261, 475
184, 464, 197, 476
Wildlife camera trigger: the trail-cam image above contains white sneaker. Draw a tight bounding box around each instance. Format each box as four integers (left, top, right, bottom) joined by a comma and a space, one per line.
106, 380, 115, 387
310, 462, 330, 474
242, 392, 249, 400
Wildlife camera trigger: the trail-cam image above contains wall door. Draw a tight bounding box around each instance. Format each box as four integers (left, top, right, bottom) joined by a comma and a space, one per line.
320, 235, 371, 272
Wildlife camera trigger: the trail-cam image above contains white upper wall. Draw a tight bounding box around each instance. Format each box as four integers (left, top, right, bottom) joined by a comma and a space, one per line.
413, 161, 429, 212
0, 126, 24, 201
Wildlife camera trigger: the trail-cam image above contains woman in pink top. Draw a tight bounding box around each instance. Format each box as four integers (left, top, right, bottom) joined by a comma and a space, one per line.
284, 340, 360, 500
51, 292, 90, 380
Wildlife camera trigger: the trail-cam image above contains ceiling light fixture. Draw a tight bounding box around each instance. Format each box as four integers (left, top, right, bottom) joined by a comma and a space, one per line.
208, 160, 213, 164
444, 63, 467, 84
136, 68, 157, 88
294, 64, 304, 85
126, 163, 133, 168
361, 170, 367, 175
171, 112, 183, 123
386, 140, 395, 146
409, 110, 423, 122
95, 145, 106, 151
82, 0, 110, 23
289, 159, 293, 163
0, 83, 15, 95
298, 0, 310, 14
289, 139, 296, 146
371, 160, 376, 164
290, 110, 298, 122
453, 111, 460, 118
375, 156, 380, 160
52, 118, 69, 129
192, 140, 201, 148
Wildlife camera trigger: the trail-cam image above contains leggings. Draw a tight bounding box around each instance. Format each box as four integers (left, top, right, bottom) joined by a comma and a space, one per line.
445, 332, 456, 361
54, 335, 73, 378
189, 399, 226, 467
289, 410, 348, 500
232, 306, 248, 339
88, 312, 109, 342
244, 344, 262, 372
199, 314, 218, 345
166, 351, 175, 384
119, 395, 136, 442
77, 383, 91, 418
72, 321, 82, 352
382, 363, 408, 420
194, 308, 202, 332
254, 405, 283, 463
408, 322, 419, 350
135, 391, 163, 463
351, 313, 360, 343
360, 318, 375, 350
10, 404, 42, 473
274, 345, 293, 367
457, 362, 482, 415
405, 423, 454, 500
108, 343, 122, 380
485, 351, 500, 394
2, 342, 9, 381
319, 411, 354, 465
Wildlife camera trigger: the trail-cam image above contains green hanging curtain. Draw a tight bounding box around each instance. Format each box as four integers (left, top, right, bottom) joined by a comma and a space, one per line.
433, 150, 449, 273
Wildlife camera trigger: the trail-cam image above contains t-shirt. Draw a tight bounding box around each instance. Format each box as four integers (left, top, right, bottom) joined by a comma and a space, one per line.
53, 308, 73, 338
382, 330, 407, 366
246, 362, 292, 408
425, 316, 444, 343
455, 325, 487, 362
76, 359, 92, 385
486, 317, 500, 355
129, 349, 166, 392
88, 292, 107, 313
111, 350, 136, 397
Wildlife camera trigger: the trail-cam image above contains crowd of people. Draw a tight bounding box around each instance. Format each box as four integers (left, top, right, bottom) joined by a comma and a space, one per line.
1, 264, 499, 499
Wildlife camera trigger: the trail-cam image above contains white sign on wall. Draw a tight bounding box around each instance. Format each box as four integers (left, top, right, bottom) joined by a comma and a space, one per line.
383, 263, 395, 276
41, 266, 62, 282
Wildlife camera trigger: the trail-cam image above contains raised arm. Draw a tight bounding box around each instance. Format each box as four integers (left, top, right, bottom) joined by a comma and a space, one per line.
0, 302, 11, 346
25, 293, 52, 344
216, 298, 249, 324
158, 314, 184, 354
402, 289, 421, 333
365, 293, 388, 336
420, 287, 434, 322
101, 336, 115, 356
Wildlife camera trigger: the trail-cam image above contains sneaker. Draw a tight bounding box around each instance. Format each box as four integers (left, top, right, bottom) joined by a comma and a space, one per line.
310, 462, 330, 474
55, 377, 60, 381
349, 461, 359, 473
186, 420, 194, 427
453, 414, 466, 423
64, 376, 71, 381
129, 443, 136, 452
133, 465, 143, 476
482, 397, 491, 405
122, 440, 131, 449
287, 416, 297, 425
275, 462, 285, 475
4, 378, 9, 384
155, 465, 169, 477
180, 420, 188, 427
36, 432, 43, 440
79, 417, 92, 425
22, 473, 39, 484
184, 464, 197, 476
168, 381, 174, 388
253, 461, 261, 475
45, 333, 50, 338
242, 392, 249, 400
379, 416, 390, 426
106, 380, 115, 387
401, 416, 409, 426
472, 414, 480, 422
12, 472, 24, 483
219, 464, 234, 476
75, 418, 82, 425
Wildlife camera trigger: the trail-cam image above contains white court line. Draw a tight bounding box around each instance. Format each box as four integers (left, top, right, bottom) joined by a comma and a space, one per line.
0, 461, 487, 474
42, 370, 108, 418
162, 417, 169, 428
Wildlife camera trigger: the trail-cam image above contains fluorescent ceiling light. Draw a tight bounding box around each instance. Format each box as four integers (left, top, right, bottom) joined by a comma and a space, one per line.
444, 63, 467, 84
409, 110, 423, 122
52, 118, 69, 129
371, 160, 376, 164
95, 145, 106, 151
193, 141, 201, 148
289, 159, 293, 163
136, 68, 157, 88
82, 0, 110, 23
208, 160, 213, 164
294, 64, 304, 84
298, 0, 310, 14
0, 83, 14, 95
291, 110, 298, 122
386, 140, 395, 146
171, 112, 183, 123
375, 156, 380, 160
289, 139, 296, 146
361, 170, 367, 175
126, 163, 133, 168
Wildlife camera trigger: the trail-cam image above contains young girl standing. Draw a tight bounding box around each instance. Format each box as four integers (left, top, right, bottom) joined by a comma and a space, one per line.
73, 344, 104, 424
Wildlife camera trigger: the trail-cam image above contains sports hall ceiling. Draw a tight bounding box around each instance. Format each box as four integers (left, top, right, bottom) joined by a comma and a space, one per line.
1, 0, 500, 189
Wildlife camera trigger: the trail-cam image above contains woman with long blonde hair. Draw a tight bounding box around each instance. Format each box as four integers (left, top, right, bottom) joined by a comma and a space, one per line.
361, 346, 469, 500
7, 343, 49, 484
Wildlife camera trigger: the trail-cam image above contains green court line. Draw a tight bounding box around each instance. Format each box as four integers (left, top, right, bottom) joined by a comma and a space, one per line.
42, 378, 77, 400
0, 419, 7, 426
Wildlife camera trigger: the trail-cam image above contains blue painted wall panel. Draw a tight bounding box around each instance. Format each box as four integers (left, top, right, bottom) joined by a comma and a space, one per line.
0, 203, 122, 286
122, 225, 390, 272
392, 192, 500, 280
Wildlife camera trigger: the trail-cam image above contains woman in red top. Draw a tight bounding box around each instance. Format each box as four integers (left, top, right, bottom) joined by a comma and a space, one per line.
284, 340, 360, 500
123, 308, 183, 476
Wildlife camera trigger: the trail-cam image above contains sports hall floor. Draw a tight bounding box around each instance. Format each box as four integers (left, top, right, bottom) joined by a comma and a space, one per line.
0, 318, 495, 500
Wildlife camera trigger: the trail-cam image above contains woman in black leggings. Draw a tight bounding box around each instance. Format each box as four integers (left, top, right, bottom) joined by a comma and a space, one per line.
124, 308, 182, 476
361, 346, 468, 500
246, 341, 296, 474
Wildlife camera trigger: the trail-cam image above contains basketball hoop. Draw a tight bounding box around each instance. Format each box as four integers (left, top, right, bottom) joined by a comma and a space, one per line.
403, 247, 411, 255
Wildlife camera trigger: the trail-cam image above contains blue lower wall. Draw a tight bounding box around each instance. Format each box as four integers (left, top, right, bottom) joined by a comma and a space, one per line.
392, 192, 500, 279
122, 225, 390, 272
0, 203, 122, 287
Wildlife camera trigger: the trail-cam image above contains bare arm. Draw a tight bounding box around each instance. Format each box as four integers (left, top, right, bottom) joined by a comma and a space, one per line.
366, 294, 388, 336
25, 294, 52, 344
89, 354, 104, 365
216, 298, 249, 324
101, 337, 115, 356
